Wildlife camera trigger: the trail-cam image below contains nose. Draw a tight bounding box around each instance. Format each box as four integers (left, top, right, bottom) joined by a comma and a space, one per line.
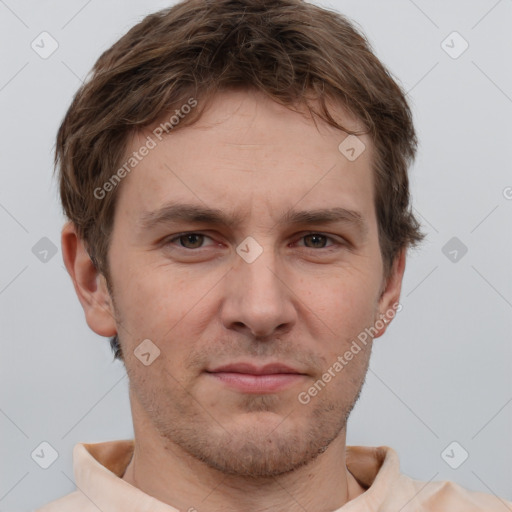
219, 242, 297, 339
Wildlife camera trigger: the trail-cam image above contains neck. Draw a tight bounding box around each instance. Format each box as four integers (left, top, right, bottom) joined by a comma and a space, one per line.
122, 420, 366, 512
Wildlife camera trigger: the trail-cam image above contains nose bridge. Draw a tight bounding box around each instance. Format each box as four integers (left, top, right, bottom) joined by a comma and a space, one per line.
221, 236, 295, 337
238, 240, 280, 294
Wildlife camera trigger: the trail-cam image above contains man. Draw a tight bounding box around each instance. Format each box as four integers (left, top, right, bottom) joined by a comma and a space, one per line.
37, 0, 511, 510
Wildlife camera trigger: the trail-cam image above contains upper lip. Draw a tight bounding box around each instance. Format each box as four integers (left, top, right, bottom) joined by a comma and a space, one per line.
206, 362, 305, 375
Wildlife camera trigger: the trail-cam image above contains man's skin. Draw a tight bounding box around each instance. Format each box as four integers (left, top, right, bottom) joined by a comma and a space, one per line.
62, 89, 406, 512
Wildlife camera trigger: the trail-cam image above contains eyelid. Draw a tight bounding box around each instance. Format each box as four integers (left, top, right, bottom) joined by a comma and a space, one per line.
294, 231, 341, 248
166, 232, 216, 248
164, 231, 345, 250
290, 230, 349, 249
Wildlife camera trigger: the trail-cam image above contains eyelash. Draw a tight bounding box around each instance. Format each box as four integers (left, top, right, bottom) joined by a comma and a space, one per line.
165, 232, 343, 250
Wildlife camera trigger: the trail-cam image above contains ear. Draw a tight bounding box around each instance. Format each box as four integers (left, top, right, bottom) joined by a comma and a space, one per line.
61, 221, 117, 337
372, 248, 406, 340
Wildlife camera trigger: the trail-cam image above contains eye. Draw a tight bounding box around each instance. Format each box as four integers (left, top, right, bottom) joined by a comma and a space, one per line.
167, 232, 214, 249
164, 231, 343, 252
296, 233, 338, 249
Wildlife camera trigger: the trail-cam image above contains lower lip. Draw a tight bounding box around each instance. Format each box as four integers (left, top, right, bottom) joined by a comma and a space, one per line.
206, 372, 305, 393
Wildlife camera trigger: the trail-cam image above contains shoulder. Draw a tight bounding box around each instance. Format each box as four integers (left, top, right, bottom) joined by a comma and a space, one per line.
35, 490, 96, 512
346, 445, 511, 512
389, 473, 512, 511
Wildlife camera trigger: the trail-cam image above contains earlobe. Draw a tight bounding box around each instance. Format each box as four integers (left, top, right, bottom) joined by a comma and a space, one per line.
373, 248, 406, 340
61, 222, 118, 337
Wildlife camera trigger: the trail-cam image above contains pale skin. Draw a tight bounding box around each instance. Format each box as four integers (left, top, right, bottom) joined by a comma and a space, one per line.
62, 89, 406, 512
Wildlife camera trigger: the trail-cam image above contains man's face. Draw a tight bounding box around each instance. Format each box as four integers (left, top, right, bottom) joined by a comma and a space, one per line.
105, 90, 396, 477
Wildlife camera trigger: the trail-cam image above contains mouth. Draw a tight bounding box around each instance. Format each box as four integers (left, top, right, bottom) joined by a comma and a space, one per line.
205, 362, 308, 394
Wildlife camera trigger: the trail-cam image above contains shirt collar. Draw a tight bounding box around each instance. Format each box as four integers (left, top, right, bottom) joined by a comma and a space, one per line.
72, 439, 399, 511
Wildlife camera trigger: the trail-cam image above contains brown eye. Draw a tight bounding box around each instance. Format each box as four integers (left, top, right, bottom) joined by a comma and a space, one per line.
176, 233, 206, 249
302, 233, 331, 248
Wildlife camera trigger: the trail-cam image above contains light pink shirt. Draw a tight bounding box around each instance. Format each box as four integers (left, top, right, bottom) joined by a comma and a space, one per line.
36, 440, 511, 511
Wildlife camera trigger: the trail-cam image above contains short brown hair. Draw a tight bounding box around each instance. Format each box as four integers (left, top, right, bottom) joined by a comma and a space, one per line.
56, 0, 425, 359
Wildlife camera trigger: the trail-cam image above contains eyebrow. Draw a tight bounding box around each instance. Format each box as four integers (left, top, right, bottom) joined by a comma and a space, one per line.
138, 203, 368, 237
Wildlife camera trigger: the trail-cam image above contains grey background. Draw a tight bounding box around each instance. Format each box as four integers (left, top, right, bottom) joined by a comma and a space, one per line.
0, 0, 511, 510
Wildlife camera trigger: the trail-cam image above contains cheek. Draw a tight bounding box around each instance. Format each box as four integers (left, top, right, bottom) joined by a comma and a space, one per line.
308, 278, 376, 388
299, 266, 379, 329
110, 259, 219, 350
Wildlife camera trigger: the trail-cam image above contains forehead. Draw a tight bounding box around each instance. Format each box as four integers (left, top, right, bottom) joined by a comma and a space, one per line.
112, 90, 375, 231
